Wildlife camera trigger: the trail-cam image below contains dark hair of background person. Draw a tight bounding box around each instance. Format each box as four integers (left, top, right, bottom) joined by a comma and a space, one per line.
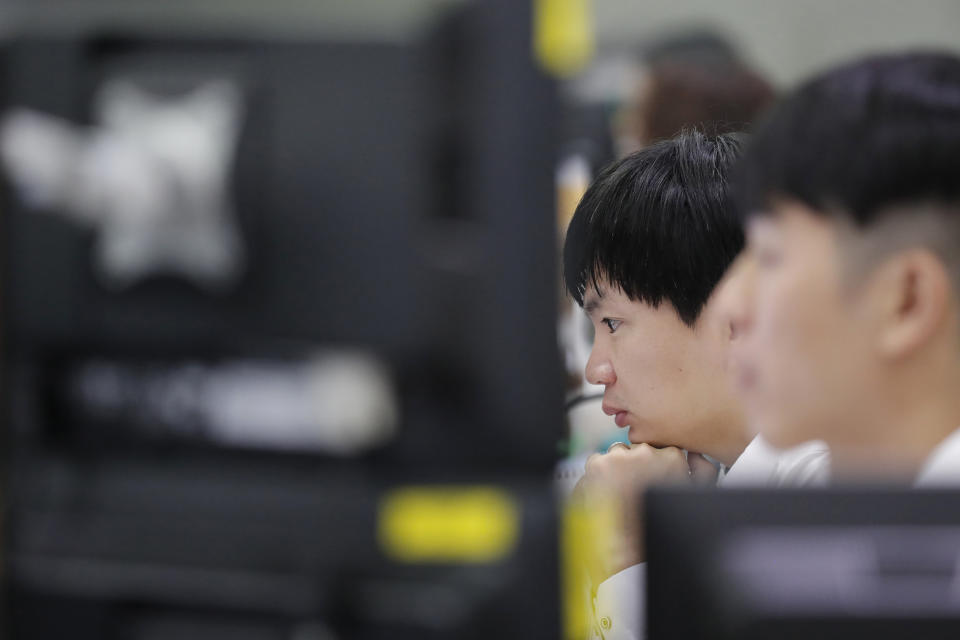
639, 60, 776, 143
563, 129, 745, 326
640, 29, 741, 68
738, 51, 960, 225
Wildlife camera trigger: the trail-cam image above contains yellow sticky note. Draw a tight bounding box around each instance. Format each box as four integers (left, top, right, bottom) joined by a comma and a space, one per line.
379, 486, 520, 564
534, 0, 595, 77
561, 495, 619, 640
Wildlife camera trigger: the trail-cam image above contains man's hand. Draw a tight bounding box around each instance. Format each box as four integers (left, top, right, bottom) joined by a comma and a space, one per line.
571, 444, 717, 585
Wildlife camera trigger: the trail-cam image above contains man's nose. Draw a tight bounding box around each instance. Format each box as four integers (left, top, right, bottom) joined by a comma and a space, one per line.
585, 346, 615, 386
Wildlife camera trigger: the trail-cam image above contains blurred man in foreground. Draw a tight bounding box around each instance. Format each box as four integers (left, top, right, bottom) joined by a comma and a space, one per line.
729, 52, 960, 485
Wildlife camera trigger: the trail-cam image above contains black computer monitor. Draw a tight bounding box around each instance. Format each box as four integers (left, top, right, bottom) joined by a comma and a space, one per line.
1, 2, 563, 638
647, 487, 960, 640
1, 1, 562, 471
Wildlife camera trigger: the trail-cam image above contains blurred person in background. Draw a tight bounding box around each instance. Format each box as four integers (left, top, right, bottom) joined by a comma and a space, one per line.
728, 51, 960, 486
563, 130, 827, 640
612, 31, 776, 157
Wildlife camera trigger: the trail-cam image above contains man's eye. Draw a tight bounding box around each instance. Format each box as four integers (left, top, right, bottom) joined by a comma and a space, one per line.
601, 318, 621, 333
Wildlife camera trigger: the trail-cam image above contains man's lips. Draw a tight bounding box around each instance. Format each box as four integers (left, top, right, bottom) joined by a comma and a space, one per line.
602, 403, 630, 428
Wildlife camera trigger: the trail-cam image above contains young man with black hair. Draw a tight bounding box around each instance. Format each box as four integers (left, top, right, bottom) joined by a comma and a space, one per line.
726, 51, 960, 485
564, 130, 827, 640
565, 131, 749, 463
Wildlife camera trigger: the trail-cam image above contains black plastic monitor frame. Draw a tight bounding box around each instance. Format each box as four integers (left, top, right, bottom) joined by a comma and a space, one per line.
647, 487, 960, 640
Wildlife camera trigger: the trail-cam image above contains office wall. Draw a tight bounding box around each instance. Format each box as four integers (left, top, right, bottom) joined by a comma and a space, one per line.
593, 0, 960, 87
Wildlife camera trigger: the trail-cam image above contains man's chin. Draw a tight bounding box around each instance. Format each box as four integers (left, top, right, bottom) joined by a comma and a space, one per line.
627, 426, 673, 449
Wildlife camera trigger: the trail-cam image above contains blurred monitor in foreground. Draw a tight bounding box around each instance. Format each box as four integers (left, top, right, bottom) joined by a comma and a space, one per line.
647, 488, 960, 640
0, 2, 563, 638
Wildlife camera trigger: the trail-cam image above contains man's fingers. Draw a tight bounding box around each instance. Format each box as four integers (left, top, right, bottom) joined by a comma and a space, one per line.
584, 452, 603, 472
606, 441, 631, 454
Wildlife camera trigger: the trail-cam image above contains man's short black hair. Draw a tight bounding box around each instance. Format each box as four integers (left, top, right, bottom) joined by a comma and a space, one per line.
563, 130, 745, 326
738, 51, 960, 224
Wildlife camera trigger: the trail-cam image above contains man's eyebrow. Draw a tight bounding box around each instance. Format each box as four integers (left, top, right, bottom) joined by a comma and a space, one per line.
584, 299, 601, 316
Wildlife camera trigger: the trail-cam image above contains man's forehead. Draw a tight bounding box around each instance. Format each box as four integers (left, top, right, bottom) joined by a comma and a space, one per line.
747, 215, 781, 238
583, 279, 607, 299
749, 200, 828, 234
583, 293, 603, 315
583, 281, 620, 314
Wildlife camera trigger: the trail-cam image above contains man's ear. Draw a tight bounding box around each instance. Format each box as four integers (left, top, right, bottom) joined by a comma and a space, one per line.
875, 249, 952, 360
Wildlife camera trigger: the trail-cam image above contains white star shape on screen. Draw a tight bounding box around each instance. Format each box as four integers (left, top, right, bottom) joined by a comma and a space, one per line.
1, 78, 246, 291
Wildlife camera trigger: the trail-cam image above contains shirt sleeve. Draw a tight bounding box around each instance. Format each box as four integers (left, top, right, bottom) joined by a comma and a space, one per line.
592, 563, 645, 640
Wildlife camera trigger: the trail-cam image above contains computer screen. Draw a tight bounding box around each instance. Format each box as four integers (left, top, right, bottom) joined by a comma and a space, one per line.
647, 487, 960, 640
1, 2, 563, 638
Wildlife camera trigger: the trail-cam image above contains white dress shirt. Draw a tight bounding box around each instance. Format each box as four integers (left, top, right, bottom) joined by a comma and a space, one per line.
915, 427, 960, 487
